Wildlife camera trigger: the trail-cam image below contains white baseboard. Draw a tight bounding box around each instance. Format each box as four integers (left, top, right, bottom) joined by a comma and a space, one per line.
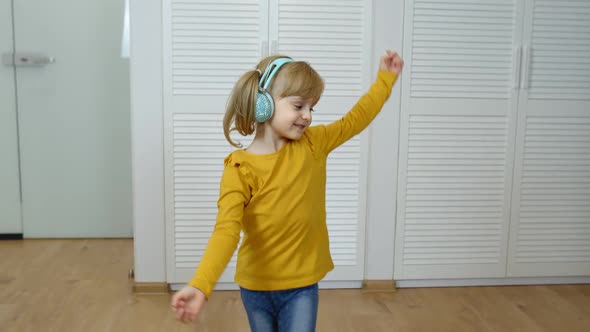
170, 277, 590, 291
397, 276, 590, 288
169, 283, 236, 292
319, 281, 363, 289
169, 280, 362, 291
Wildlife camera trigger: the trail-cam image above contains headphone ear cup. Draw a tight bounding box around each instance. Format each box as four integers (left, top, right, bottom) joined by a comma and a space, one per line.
255, 92, 274, 123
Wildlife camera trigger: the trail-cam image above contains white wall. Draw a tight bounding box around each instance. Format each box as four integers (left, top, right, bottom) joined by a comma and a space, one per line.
365, 0, 404, 280
0, 1, 23, 234
130, 0, 404, 282
130, 0, 166, 282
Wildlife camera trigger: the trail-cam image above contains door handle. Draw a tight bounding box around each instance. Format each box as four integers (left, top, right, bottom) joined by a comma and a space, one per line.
2, 53, 55, 66
521, 46, 531, 90
512, 46, 522, 91
260, 41, 268, 58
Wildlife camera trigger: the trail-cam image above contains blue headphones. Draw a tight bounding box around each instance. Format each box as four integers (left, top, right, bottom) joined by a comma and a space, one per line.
255, 57, 294, 123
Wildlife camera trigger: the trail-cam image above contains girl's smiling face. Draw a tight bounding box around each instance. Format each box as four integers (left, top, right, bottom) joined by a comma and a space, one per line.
268, 95, 315, 141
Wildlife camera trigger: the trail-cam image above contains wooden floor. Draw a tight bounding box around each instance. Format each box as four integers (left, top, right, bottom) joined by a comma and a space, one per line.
1, 239, 589, 332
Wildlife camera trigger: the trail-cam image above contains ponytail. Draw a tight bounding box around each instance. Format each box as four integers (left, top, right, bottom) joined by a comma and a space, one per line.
223, 70, 260, 148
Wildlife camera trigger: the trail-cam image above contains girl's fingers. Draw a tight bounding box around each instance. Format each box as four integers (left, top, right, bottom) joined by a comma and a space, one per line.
172, 299, 183, 311
182, 311, 194, 323
385, 50, 398, 60
392, 55, 404, 72
171, 293, 187, 307
175, 307, 185, 321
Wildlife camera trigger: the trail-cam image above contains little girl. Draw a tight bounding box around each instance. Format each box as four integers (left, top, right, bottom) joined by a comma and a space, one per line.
172, 50, 403, 332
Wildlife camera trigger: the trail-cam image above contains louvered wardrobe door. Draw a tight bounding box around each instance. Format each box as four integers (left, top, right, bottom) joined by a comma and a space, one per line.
507, 0, 590, 277
272, 0, 372, 280
163, 0, 268, 283
394, 0, 524, 279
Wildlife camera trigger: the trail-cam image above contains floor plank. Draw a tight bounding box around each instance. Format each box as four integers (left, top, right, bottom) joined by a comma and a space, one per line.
1, 239, 588, 332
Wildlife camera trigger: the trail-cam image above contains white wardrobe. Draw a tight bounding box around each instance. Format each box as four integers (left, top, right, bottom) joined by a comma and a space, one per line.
157, 0, 590, 287
394, 0, 590, 280
162, 0, 376, 285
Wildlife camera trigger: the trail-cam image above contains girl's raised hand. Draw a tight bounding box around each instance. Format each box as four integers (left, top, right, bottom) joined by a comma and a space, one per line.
379, 50, 404, 75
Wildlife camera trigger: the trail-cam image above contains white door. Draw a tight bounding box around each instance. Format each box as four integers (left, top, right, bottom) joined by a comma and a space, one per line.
507, 0, 590, 277
0, 2, 23, 236
164, 0, 268, 283
273, 0, 372, 281
394, 0, 524, 279
7, 0, 132, 237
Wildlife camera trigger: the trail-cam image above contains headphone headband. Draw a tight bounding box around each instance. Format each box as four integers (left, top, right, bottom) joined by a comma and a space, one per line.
258, 58, 294, 91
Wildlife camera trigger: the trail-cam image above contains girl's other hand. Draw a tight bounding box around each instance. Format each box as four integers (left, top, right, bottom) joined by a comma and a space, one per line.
171, 286, 207, 323
379, 50, 404, 75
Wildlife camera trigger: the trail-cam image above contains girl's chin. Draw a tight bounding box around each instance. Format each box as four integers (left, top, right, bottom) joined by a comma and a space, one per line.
282, 131, 305, 141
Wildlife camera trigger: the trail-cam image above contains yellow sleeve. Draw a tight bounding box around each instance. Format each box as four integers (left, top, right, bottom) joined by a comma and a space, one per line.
188, 162, 250, 298
308, 71, 398, 154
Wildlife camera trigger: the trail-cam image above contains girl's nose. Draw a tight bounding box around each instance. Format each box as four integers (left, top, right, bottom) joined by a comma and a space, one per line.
302, 108, 311, 120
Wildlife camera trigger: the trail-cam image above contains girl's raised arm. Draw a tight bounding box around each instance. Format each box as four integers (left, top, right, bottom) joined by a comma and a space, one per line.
308, 51, 403, 154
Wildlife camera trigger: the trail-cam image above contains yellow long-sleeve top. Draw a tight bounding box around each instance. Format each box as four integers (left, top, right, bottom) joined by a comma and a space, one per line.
189, 71, 398, 297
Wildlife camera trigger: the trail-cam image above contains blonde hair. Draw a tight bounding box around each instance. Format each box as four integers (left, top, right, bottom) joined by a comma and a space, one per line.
223, 55, 325, 147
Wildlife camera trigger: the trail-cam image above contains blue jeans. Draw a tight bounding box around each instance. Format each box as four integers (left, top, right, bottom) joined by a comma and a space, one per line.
240, 283, 319, 332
